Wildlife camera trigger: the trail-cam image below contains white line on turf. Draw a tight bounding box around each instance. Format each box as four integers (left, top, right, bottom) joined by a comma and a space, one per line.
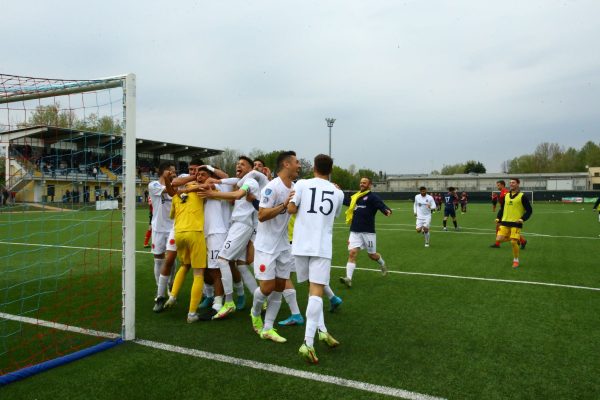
0, 241, 598, 291
0, 312, 120, 339
0, 311, 445, 400
331, 266, 600, 292
134, 339, 446, 400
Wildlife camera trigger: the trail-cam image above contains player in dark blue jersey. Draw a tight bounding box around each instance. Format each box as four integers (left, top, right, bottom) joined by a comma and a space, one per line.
442, 187, 459, 231
339, 177, 392, 288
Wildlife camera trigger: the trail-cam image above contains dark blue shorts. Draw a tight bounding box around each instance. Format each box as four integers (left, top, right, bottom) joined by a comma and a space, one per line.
444, 207, 456, 218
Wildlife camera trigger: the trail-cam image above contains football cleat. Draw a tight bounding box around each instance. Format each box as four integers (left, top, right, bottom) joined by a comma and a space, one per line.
187, 313, 200, 323
278, 313, 304, 326
339, 276, 352, 288
164, 296, 177, 309
260, 328, 287, 343
425, 243, 430, 247
153, 296, 167, 313
512, 260, 520, 269
329, 296, 342, 313
212, 301, 236, 320
489, 243, 500, 248
236, 294, 246, 311
251, 312, 264, 334
442, 227, 448, 231
318, 330, 340, 348
299, 343, 318, 364
199, 296, 214, 309
520, 240, 527, 250
380, 262, 388, 276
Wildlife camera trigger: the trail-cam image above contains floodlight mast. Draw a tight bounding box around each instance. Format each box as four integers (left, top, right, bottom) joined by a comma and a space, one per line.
325, 118, 336, 157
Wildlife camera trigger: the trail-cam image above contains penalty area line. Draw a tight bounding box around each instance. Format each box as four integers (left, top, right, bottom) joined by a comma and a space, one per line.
134, 339, 446, 400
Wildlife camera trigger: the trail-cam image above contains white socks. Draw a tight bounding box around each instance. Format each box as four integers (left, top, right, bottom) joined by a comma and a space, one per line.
323, 285, 334, 300
157, 274, 169, 298
237, 264, 258, 293
283, 288, 300, 314
153, 258, 164, 286
251, 287, 268, 317
304, 296, 323, 347
263, 291, 282, 331
346, 262, 356, 279
218, 259, 233, 301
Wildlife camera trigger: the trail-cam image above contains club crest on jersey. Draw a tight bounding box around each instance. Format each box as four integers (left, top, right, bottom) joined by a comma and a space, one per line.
265, 189, 273, 196
259, 264, 266, 272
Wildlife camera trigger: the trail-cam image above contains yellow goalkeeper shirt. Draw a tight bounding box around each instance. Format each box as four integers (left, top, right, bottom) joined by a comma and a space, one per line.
171, 192, 205, 233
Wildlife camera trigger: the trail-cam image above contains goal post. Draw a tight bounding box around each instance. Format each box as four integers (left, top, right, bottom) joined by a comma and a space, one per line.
0, 73, 136, 383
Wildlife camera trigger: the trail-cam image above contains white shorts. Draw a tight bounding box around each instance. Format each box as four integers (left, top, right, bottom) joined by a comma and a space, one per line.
166, 229, 176, 252
416, 216, 432, 229
294, 255, 331, 286
220, 222, 253, 261
254, 249, 294, 281
206, 233, 227, 269
347, 232, 377, 254
151, 230, 170, 255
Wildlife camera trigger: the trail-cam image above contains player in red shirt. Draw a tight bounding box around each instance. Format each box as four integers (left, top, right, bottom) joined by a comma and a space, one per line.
490, 180, 527, 249
143, 197, 153, 248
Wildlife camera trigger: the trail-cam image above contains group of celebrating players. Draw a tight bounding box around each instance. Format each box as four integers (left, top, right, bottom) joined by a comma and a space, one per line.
144, 151, 533, 364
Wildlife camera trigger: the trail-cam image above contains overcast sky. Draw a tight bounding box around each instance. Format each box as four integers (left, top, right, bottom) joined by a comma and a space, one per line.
3, 0, 600, 173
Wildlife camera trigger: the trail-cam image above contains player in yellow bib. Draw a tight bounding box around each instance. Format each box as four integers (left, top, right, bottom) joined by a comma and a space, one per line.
495, 178, 533, 268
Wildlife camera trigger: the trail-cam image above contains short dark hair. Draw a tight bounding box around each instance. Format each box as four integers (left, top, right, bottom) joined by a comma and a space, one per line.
197, 166, 215, 177
510, 177, 520, 184
190, 158, 204, 167
448, 186, 455, 192
361, 176, 372, 183
496, 180, 506, 186
238, 156, 253, 167
254, 158, 266, 167
419, 186, 427, 191
158, 162, 174, 175
314, 154, 333, 176
276, 151, 296, 169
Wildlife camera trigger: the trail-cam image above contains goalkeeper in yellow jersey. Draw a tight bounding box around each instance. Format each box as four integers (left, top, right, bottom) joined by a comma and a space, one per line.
495, 178, 533, 268
167, 168, 209, 323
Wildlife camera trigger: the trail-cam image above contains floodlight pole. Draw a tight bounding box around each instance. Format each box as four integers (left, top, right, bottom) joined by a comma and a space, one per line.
325, 118, 336, 157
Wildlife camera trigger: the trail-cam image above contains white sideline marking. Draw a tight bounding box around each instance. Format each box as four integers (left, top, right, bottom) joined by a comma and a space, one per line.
0, 311, 445, 399
332, 266, 600, 292
135, 339, 446, 400
0, 312, 119, 339
1, 241, 598, 291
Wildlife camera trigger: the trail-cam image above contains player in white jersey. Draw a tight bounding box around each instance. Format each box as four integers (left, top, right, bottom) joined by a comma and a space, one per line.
413, 186, 437, 247
249, 151, 299, 343
288, 154, 344, 364
201, 168, 233, 316
148, 162, 177, 287
198, 156, 260, 319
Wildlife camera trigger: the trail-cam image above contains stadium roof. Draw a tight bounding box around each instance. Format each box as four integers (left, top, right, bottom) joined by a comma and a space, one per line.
0, 125, 222, 159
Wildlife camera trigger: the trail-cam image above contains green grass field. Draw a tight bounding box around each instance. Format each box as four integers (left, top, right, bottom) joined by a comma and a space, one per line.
1, 201, 599, 399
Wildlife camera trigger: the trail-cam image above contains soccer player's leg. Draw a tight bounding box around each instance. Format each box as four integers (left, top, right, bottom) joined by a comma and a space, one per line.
251, 251, 274, 336
151, 231, 168, 287
510, 228, 522, 268
342, 233, 360, 288
519, 234, 527, 250
323, 285, 342, 313
279, 262, 304, 325
491, 222, 502, 248
365, 233, 386, 275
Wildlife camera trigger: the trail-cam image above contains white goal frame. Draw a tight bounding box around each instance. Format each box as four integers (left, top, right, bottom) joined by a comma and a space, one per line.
0, 74, 137, 341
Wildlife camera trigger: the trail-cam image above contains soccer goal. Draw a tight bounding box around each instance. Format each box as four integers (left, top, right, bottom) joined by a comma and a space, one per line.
492, 190, 534, 204
0, 73, 136, 384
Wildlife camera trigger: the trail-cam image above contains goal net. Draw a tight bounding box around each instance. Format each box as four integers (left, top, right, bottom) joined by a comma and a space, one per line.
492, 190, 534, 204
0, 73, 136, 383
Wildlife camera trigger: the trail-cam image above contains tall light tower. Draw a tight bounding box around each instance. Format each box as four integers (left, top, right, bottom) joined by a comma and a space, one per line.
325, 118, 336, 157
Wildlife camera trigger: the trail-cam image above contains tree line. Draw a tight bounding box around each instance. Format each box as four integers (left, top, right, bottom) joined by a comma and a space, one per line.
207, 148, 380, 191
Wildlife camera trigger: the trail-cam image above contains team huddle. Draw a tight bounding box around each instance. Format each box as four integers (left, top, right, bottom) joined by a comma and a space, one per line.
146, 151, 533, 364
